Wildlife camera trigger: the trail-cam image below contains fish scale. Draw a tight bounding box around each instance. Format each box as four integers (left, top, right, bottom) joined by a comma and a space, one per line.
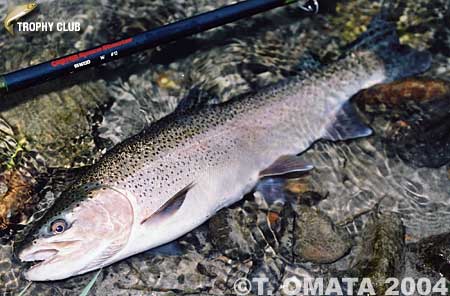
64, 51, 380, 219
16, 18, 432, 281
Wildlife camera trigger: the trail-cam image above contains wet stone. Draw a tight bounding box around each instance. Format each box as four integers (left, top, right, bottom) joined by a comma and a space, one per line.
0, 170, 35, 238
408, 232, 450, 280
297, 191, 327, 207
1, 82, 108, 168
293, 205, 352, 264
0, 244, 21, 295
396, 0, 450, 51
248, 255, 284, 295
351, 212, 405, 295
354, 78, 450, 168
210, 216, 240, 253
0, 118, 47, 240
208, 202, 263, 261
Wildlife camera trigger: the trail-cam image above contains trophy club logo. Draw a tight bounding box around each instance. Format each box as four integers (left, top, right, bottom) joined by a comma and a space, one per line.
3, 2, 81, 35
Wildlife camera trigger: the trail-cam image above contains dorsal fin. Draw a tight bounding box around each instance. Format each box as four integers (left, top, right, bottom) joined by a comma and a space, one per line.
173, 88, 209, 114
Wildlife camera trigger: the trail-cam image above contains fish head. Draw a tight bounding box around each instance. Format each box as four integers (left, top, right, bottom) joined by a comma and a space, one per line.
16, 184, 133, 281
26, 2, 38, 11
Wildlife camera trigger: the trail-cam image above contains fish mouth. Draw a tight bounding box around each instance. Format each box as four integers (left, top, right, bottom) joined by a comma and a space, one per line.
19, 248, 59, 263
19, 249, 62, 281
18, 240, 83, 275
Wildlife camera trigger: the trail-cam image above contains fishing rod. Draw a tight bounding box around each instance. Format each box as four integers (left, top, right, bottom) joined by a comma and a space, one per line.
0, 0, 319, 94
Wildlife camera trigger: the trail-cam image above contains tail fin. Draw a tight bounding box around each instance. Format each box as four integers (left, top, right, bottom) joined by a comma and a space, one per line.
347, 16, 431, 81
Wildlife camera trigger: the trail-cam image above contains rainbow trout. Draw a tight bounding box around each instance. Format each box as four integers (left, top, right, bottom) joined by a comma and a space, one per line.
17, 18, 431, 281
3, 2, 37, 35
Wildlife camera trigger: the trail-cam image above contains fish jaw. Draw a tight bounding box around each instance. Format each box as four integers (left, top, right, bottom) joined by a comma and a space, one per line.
22, 251, 100, 281
19, 238, 119, 281
19, 248, 58, 262
18, 239, 83, 281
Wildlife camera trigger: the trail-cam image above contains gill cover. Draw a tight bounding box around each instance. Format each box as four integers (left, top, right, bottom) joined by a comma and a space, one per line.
78, 185, 134, 271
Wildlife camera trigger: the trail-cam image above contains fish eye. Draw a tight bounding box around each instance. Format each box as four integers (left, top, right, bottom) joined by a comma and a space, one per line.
299, 0, 319, 14
50, 219, 68, 234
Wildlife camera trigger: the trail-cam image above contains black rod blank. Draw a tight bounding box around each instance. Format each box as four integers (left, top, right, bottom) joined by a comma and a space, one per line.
0, 0, 303, 94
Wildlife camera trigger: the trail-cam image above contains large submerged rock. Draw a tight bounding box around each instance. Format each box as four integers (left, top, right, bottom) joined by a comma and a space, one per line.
408, 232, 450, 280
293, 205, 352, 264
351, 213, 405, 295
354, 78, 450, 168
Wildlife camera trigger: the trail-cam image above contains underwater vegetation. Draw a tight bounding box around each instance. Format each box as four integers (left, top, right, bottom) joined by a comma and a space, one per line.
0, 0, 449, 295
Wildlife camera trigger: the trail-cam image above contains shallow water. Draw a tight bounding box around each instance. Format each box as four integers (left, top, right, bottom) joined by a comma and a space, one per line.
0, 0, 449, 295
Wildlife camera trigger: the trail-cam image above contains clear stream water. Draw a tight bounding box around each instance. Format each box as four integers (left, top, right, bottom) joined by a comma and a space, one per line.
0, 0, 449, 295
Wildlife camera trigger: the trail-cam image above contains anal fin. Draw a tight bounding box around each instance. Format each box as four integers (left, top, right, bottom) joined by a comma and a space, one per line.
259, 155, 313, 178
323, 101, 373, 141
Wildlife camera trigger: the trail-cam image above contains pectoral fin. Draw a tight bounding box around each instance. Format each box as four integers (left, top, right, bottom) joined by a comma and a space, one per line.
323, 102, 373, 141
140, 182, 194, 225
259, 155, 314, 178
